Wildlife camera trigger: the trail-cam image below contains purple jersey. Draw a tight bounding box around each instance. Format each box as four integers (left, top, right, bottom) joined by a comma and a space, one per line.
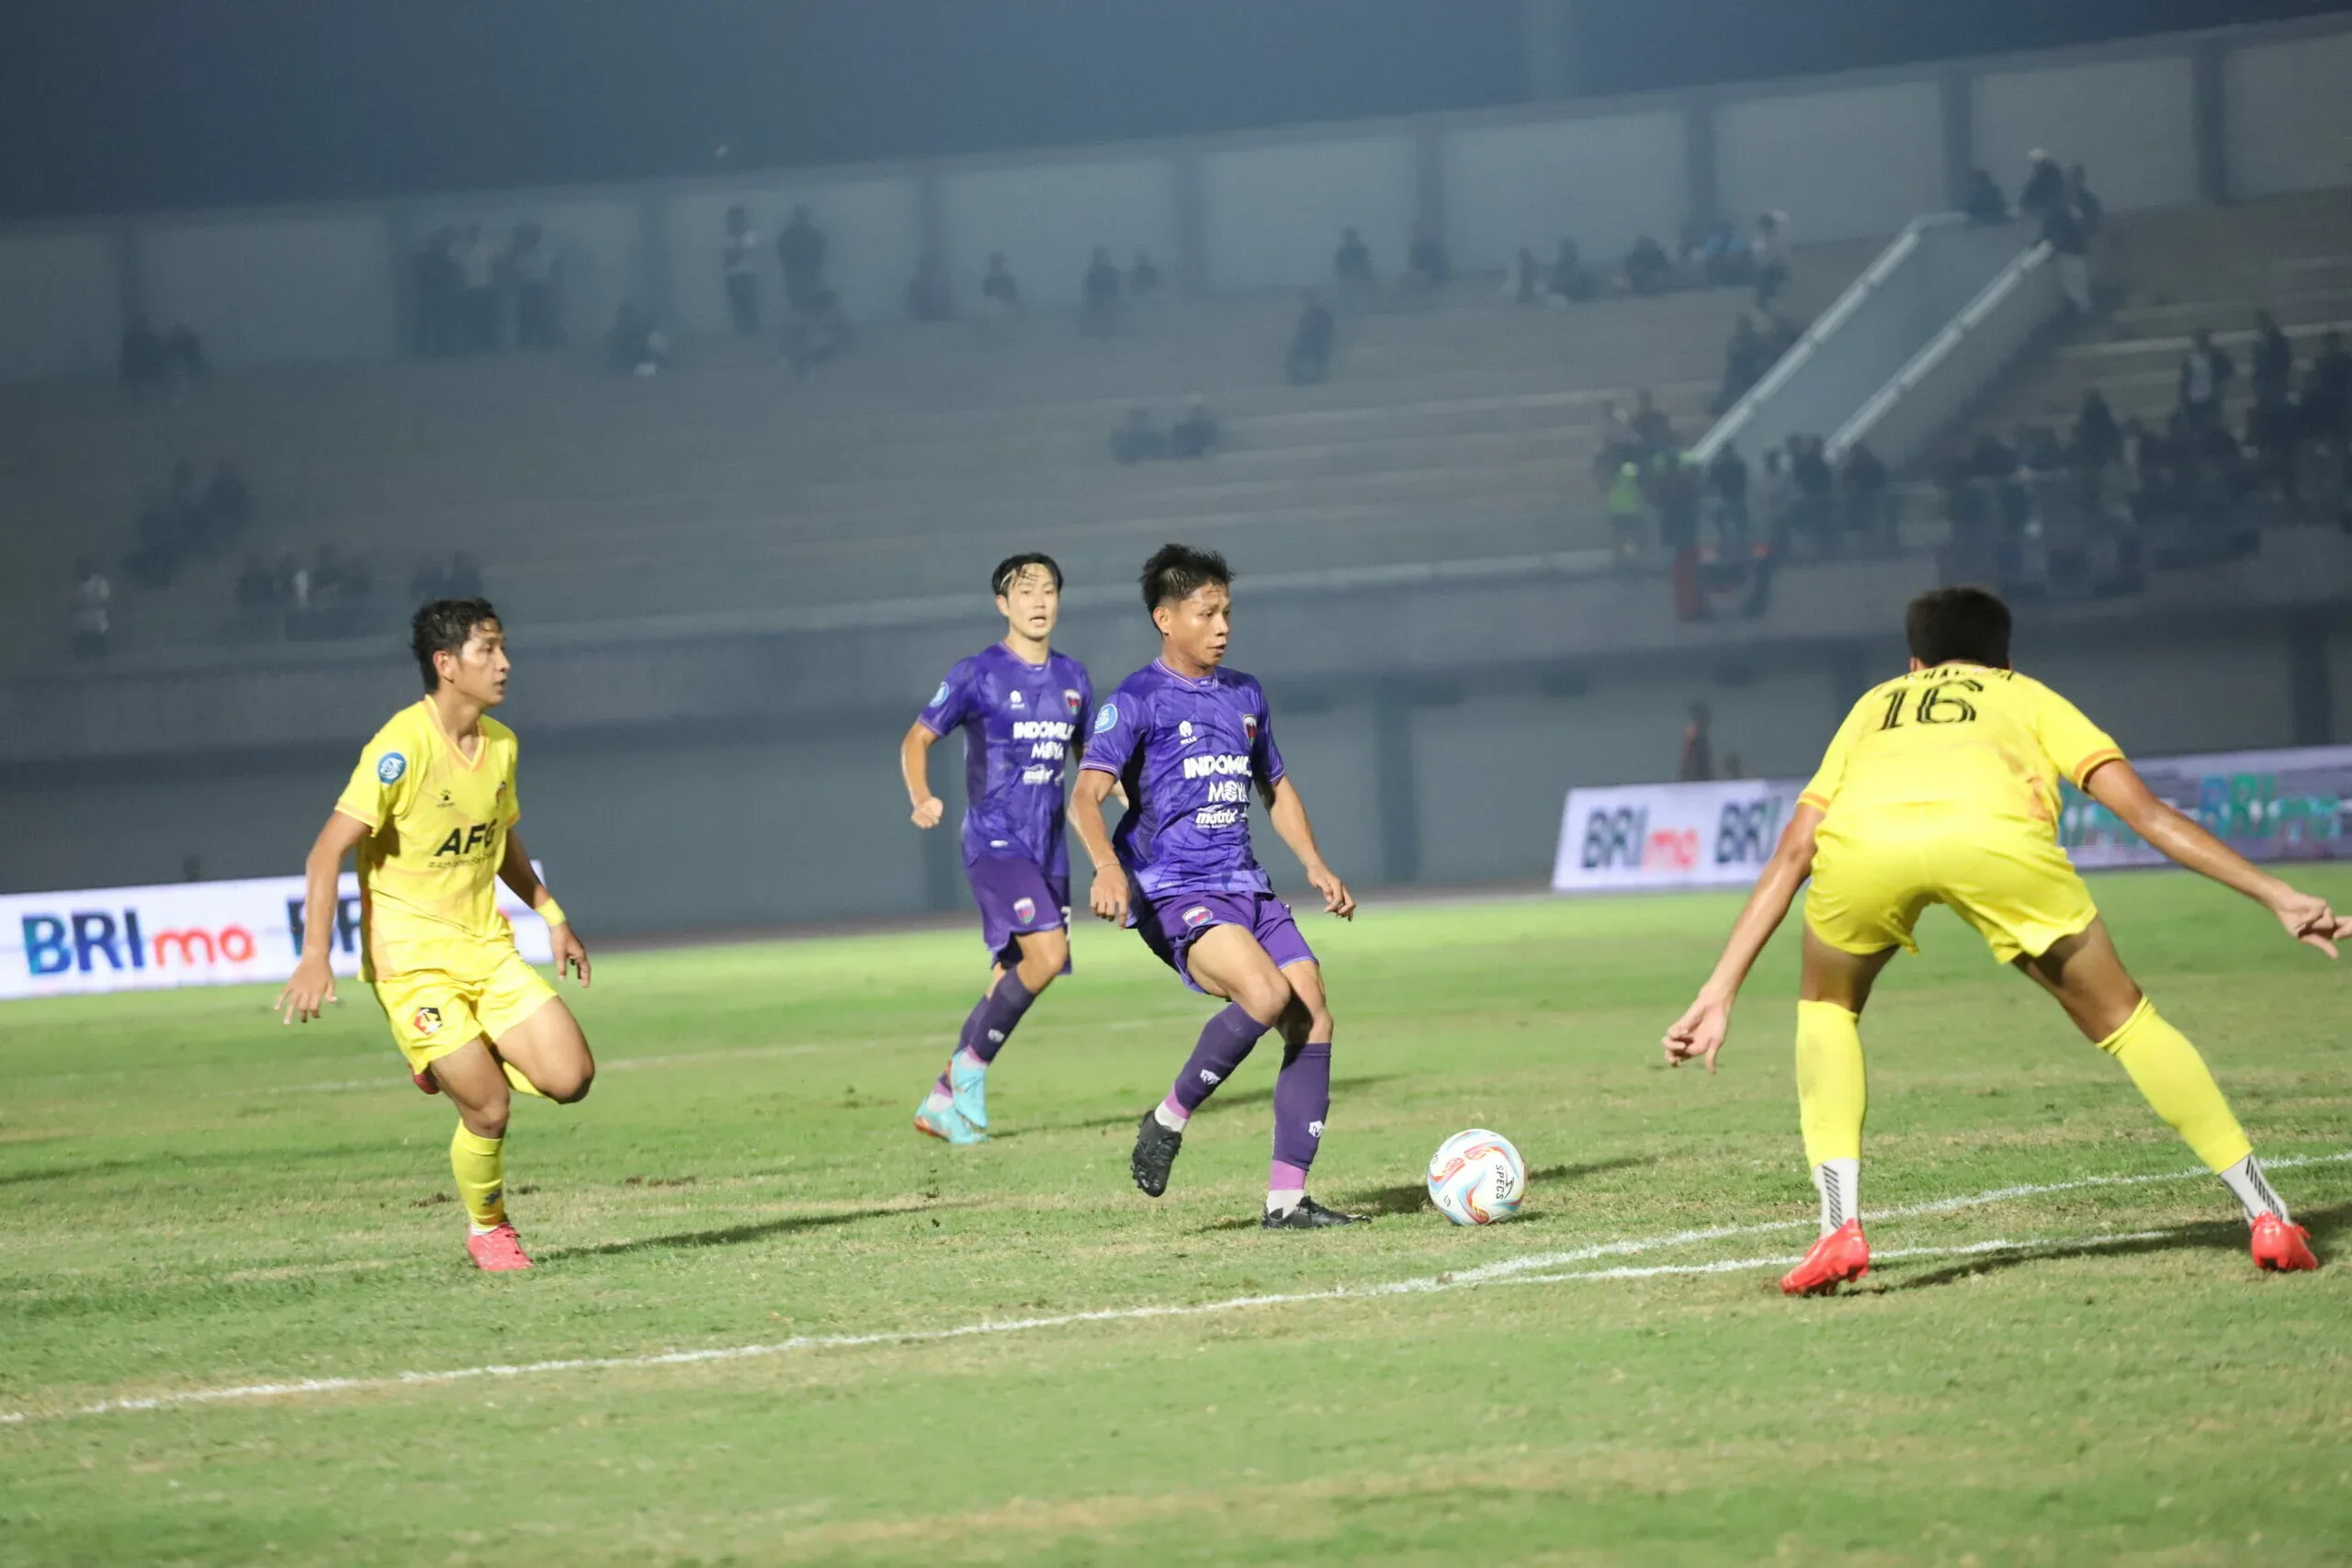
1080, 660, 1287, 897
917, 644, 1092, 874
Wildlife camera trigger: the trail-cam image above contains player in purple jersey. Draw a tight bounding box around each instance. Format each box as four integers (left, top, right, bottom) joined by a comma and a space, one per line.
899, 553, 1093, 1144
1071, 544, 1365, 1229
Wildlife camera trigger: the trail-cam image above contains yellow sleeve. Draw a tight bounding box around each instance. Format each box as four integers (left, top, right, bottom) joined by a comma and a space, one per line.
334, 716, 420, 829
2030, 681, 2125, 787
500, 734, 521, 828
1798, 696, 1871, 811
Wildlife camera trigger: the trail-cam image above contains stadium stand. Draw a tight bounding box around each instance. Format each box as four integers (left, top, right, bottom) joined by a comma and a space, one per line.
0, 246, 1872, 671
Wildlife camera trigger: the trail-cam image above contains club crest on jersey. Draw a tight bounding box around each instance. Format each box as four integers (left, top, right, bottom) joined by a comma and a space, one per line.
1094, 702, 1118, 734
1063, 689, 1082, 716
412, 1005, 444, 1036
1008, 690, 1024, 708
1243, 715, 1258, 741
435, 789, 456, 808
377, 752, 407, 784
1012, 897, 1037, 926
1182, 905, 1213, 929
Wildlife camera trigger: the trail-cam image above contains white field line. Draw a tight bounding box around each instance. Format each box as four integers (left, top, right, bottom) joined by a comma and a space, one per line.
4, 1151, 2342, 1428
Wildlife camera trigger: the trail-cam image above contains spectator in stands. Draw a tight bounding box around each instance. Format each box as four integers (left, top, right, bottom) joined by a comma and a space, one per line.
2041, 196, 2092, 314
2178, 328, 2235, 430
508, 222, 562, 349
2249, 382, 2305, 510
1840, 441, 1890, 547
980, 254, 1022, 317
412, 228, 461, 357
1760, 309, 1802, 363
1605, 458, 1646, 560
1790, 435, 1836, 547
1707, 440, 1751, 548
454, 223, 497, 353
1657, 454, 1707, 620
607, 302, 672, 376
1963, 168, 2008, 226
723, 206, 763, 335
2018, 150, 2064, 222
1285, 291, 1336, 385
1546, 238, 1596, 302
1623, 233, 1672, 295
2310, 329, 2352, 443
1594, 400, 1641, 481
1630, 389, 1674, 452
1715, 313, 1771, 413
2250, 311, 2294, 408
2073, 389, 2122, 473
1081, 245, 1123, 336
783, 286, 848, 375
1169, 397, 1219, 459
1333, 227, 1374, 297
2067, 164, 2104, 238
1111, 406, 1166, 466
777, 206, 827, 313
907, 251, 954, 322
72, 558, 112, 659
1757, 447, 1793, 541
1406, 220, 1451, 299
1504, 246, 1541, 305
1129, 250, 1163, 299
1677, 704, 1713, 782
1696, 220, 1752, 288
1750, 211, 1791, 309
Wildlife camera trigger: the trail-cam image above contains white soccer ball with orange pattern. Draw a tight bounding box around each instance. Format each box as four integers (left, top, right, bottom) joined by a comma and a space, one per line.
1426, 1129, 1526, 1224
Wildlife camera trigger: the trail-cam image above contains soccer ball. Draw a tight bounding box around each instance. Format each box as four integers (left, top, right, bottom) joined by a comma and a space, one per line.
1427, 1129, 1526, 1225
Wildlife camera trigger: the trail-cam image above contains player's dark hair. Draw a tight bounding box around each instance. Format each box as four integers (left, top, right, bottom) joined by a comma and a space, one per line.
990, 552, 1063, 596
1140, 543, 1232, 612
411, 597, 500, 691
1905, 586, 2012, 669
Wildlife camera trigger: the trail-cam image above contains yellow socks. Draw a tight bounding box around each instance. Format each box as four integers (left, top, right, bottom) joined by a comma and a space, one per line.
2097, 998, 2253, 1174
500, 1057, 548, 1100
1795, 1000, 1867, 1235
450, 1124, 508, 1230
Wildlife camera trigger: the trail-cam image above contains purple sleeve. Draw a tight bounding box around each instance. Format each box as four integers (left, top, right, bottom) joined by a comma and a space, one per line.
1251, 687, 1286, 785
915, 662, 972, 736
1080, 689, 1140, 776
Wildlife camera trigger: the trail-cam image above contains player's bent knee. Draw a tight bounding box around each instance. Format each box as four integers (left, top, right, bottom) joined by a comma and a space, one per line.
541, 1058, 595, 1103
1243, 974, 1295, 1024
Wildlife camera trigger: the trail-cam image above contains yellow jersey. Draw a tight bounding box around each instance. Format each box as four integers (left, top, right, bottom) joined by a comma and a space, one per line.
334, 699, 523, 981
1799, 663, 2123, 833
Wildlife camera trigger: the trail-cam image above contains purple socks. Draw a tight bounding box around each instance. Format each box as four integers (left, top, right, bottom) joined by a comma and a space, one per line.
956, 971, 1036, 1066
1170, 1002, 1272, 1113
1270, 1042, 1331, 1176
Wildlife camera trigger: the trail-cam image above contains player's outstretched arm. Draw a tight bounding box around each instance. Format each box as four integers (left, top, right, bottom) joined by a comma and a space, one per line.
900, 721, 945, 829
1071, 768, 1130, 923
1264, 776, 1353, 919
1664, 802, 1825, 1073
277, 810, 370, 1024
500, 829, 589, 985
2084, 761, 2348, 957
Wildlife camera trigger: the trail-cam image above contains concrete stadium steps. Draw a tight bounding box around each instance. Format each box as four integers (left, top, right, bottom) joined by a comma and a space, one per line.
1963, 188, 2352, 439
0, 250, 1855, 669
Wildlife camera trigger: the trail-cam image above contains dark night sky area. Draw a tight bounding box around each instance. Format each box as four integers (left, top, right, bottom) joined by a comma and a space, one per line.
0, 0, 2346, 220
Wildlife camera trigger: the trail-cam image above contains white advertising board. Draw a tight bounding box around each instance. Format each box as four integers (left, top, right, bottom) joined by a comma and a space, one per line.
1552, 778, 1809, 893
1, 871, 555, 999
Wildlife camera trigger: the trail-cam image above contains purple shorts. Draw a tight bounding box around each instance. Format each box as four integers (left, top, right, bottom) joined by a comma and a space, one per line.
1133, 888, 1315, 993
967, 856, 1071, 973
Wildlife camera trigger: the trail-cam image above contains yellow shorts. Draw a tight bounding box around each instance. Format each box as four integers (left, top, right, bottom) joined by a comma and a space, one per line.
369, 945, 558, 1073
1804, 807, 2099, 965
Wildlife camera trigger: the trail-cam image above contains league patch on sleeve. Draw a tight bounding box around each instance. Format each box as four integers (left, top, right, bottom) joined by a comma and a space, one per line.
377, 752, 408, 784
1094, 702, 1118, 734
929, 682, 951, 708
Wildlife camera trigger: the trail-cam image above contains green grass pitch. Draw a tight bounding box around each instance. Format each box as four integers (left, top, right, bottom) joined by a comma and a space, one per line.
4, 869, 2350, 1565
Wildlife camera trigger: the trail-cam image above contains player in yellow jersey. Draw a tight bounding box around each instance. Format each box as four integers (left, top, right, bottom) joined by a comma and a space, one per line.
275, 598, 594, 1272
1665, 587, 2343, 1292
